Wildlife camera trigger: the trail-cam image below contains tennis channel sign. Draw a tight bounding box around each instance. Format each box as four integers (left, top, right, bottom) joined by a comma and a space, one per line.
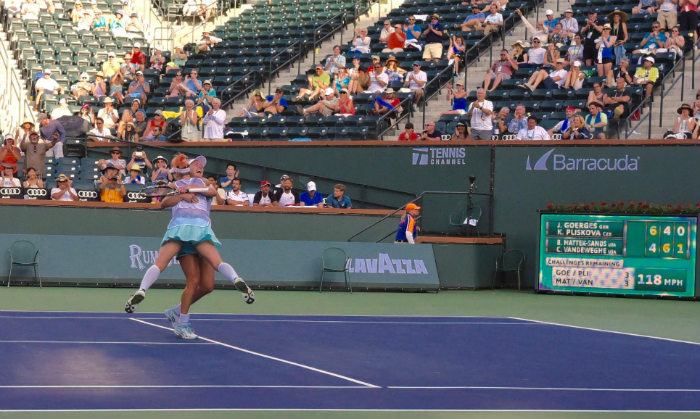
538, 214, 697, 297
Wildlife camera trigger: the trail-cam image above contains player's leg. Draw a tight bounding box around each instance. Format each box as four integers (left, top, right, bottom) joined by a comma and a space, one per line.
125, 240, 182, 313
172, 254, 199, 339
196, 241, 255, 304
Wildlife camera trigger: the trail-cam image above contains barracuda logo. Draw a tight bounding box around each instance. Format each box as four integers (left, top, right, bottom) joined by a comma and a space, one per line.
526, 148, 640, 172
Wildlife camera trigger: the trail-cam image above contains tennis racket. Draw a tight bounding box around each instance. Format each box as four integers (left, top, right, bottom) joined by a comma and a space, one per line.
140, 184, 211, 197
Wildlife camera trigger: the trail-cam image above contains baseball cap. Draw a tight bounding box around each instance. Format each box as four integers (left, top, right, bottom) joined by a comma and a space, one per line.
406, 203, 421, 211
136, 70, 143, 75
306, 181, 317, 191
565, 8, 573, 13
187, 155, 207, 168
44, 68, 52, 74
456, 122, 465, 127
573, 60, 582, 67
134, 42, 141, 48
644, 56, 655, 63
5, 134, 14, 140
545, 9, 553, 15
280, 174, 291, 181
56, 173, 69, 182
108, 51, 116, 57
565, 106, 576, 111
413, 61, 422, 66
203, 79, 212, 85
371, 55, 380, 61
324, 87, 334, 96
260, 180, 271, 187
154, 109, 163, 115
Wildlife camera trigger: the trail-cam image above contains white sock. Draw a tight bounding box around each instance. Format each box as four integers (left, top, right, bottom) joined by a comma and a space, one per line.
173, 304, 181, 316
139, 265, 161, 292
217, 262, 239, 284
178, 313, 190, 325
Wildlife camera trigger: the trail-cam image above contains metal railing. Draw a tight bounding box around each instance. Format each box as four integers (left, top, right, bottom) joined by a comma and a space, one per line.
0, 36, 35, 134
656, 53, 686, 127
310, 11, 348, 65
623, 96, 652, 139
376, 94, 414, 140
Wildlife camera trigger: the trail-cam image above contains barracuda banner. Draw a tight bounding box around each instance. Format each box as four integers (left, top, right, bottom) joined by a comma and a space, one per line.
0, 234, 439, 290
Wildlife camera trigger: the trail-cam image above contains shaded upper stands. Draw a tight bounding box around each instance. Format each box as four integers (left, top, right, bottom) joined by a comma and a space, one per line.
217, 0, 542, 141
1, 1, 148, 114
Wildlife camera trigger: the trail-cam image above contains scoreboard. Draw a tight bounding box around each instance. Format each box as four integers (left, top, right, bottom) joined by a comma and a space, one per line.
538, 213, 697, 297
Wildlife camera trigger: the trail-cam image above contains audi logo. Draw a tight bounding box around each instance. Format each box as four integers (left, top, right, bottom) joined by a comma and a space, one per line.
127, 192, 147, 200
78, 190, 99, 199
0, 188, 21, 195
26, 188, 48, 197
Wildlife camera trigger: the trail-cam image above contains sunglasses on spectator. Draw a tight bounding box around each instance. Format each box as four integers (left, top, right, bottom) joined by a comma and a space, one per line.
111, 151, 120, 154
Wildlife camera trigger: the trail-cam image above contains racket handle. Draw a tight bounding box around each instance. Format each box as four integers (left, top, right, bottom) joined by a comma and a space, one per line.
188, 187, 211, 193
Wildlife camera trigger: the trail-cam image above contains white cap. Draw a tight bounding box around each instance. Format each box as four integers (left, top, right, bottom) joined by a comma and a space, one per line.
545, 9, 553, 15
44, 68, 52, 74
108, 51, 116, 57
645, 56, 655, 63
80, 72, 89, 79
573, 60, 582, 67
307, 181, 316, 191
324, 87, 334, 96
134, 42, 141, 48
187, 155, 207, 168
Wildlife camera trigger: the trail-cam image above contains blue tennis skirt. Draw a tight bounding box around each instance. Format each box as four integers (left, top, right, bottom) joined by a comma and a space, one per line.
161, 225, 222, 258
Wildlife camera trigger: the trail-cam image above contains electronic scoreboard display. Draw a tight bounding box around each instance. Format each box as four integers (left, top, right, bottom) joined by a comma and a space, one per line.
538, 213, 697, 297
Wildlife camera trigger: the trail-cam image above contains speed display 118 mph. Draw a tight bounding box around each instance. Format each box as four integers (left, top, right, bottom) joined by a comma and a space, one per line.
538, 214, 697, 297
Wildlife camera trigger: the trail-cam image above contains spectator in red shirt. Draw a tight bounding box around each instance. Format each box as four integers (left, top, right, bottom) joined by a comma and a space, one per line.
373, 88, 401, 116
383, 24, 406, 53
398, 122, 419, 141
130, 42, 146, 71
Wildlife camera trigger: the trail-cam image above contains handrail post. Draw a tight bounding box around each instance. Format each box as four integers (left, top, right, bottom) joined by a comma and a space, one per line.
658, 84, 663, 127
648, 99, 653, 138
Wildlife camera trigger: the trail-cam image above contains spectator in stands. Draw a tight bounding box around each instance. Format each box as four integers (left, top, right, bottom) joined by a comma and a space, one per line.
516, 115, 550, 140
595, 24, 616, 79
128, 70, 150, 104
88, 118, 115, 141
129, 43, 147, 71
274, 174, 299, 206
562, 114, 593, 139
347, 56, 361, 79
405, 61, 427, 112
587, 81, 606, 106
150, 156, 172, 185
99, 169, 126, 202
349, 66, 370, 95
23, 167, 44, 189
420, 121, 442, 140
494, 107, 510, 138
447, 36, 466, 76
350, 27, 371, 54
299, 181, 324, 206
241, 90, 267, 117
37, 114, 65, 158
604, 77, 632, 119
543, 42, 561, 68
110, 11, 127, 37
72, 72, 92, 100
167, 71, 194, 98
171, 47, 188, 68
143, 110, 166, 141
5, 0, 22, 18
253, 180, 274, 207
460, 6, 486, 31
225, 178, 250, 206
515, 9, 547, 41
92, 72, 109, 102
667, 103, 696, 138
198, 31, 222, 53
692, 90, 700, 118
550, 23, 569, 47
19, 131, 53, 179
183, 0, 206, 23
510, 40, 528, 65
633, 56, 659, 98
203, 98, 226, 141
1, 163, 20, 186
398, 122, 419, 141
92, 9, 108, 31
384, 24, 406, 53
261, 88, 288, 116
519, 58, 568, 91
134, 110, 148, 138
566, 34, 584, 66
333, 68, 352, 94
70, 1, 84, 23
543, 9, 558, 35
102, 52, 121, 78
218, 163, 238, 195
549, 106, 577, 137
97, 97, 119, 131
466, 88, 494, 140
296, 64, 331, 101
658, 0, 679, 30
109, 70, 126, 105
105, 146, 126, 177
524, 36, 546, 67
16, 119, 36, 148
608, 10, 629, 66
123, 164, 146, 185
365, 63, 389, 94
633, 0, 658, 15
0, 135, 21, 173
338, 89, 355, 115
324, 45, 346, 76
483, 4, 504, 35
151, 126, 167, 142
633, 22, 667, 54
129, 145, 152, 173
484, 49, 518, 91
585, 101, 608, 139
383, 56, 405, 85
379, 20, 395, 46
564, 61, 586, 90
507, 104, 527, 135
326, 183, 352, 209
126, 12, 144, 37
404, 15, 422, 50
443, 81, 468, 115
665, 25, 686, 57
422, 13, 445, 62
50, 174, 78, 201
21, 0, 40, 20
679, 0, 699, 40
150, 49, 166, 72
372, 88, 401, 116
34, 69, 64, 111
121, 121, 140, 142
581, 11, 603, 66
51, 98, 73, 120
560, 9, 578, 40
451, 122, 468, 140
301, 88, 339, 117
179, 99, 200, 141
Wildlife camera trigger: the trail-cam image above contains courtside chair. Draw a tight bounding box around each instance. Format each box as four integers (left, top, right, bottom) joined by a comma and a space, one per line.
494, 249, 525, 290
449, 204, 482, 237
7, 240, 41, 288
320, 247, 351, 293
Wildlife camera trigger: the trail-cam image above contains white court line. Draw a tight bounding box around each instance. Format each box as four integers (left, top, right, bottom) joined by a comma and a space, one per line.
0, 408, 697, 413
509, 316, 700, 346
130, 318, 381, 389
0, 385, 369, 389
0, 340, 214, 345
387, 386, 700, 392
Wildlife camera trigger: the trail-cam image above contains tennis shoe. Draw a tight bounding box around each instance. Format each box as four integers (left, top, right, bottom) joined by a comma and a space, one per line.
165, 307, 179, 328
234, 277, 255, 304
124, 289, 146, 313
173, 322, 197, 340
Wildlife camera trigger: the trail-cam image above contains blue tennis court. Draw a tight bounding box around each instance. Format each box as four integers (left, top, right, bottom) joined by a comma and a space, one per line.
0, 311, 698, 413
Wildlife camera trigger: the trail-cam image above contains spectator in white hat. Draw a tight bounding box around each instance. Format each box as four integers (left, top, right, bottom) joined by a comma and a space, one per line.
633, 56, 659, 98
301, 88, 338, 117
543, 9, 558, 36
72, 72, 92, 99
34, 68, 64, 111
560, 9, 578, 38
202, 98, 226, 141
51, 98, 73, 119
300, 181, 324, 206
